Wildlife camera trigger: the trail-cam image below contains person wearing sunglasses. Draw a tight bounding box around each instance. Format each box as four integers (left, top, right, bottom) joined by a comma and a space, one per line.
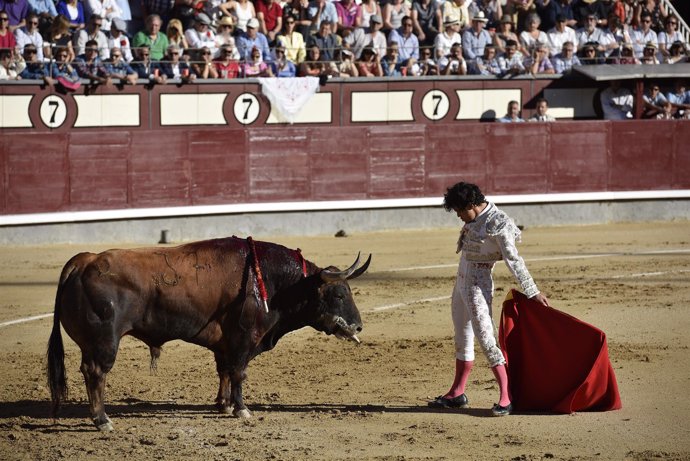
191, 46, 219, 78
159, 43, 195, 83
0, 11, 17, 52
0, 48, 24, 79
276, 15, 306, 64
18, 43, 50, 80
83, 0, 122, 33
214, 15, 240, 60
658, 15, 682, 59
642, 82, 667, 118
130, 45, 166, 83
213, 43, 241, 78
46, 47, 80, 89
73, 38, 111, 85
75, 14, 110, 60
631, 11, 656, 58
14, 13, 45, 61
108, 18, 133, 62
105, 46, 137, 84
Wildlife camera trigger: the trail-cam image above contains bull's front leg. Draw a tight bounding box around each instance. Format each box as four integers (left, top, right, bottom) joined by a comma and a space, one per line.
230, 367, 251, 418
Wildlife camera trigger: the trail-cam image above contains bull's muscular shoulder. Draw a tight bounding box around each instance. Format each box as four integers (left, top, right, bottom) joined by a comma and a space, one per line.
485, 208, 519, 238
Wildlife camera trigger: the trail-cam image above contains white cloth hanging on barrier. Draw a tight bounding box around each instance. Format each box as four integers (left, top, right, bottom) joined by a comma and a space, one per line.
258, 76, 320, 124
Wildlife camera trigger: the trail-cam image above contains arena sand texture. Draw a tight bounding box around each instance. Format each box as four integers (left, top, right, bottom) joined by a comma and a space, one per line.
0, 221, 689, 460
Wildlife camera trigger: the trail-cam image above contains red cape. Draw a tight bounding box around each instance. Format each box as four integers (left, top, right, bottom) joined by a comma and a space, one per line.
499, 290, 622, 413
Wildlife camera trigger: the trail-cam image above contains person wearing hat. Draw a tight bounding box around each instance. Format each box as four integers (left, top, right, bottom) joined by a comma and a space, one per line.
256, 0, 283, 42
493, 13, 518, 53
546, 13, 577, 56
616, 42, 639, 64
641, 40, 659, 64
218, 0, 256, 33
74, 14, 111, 60
132, 14, 169, 61
434, 16, 461, 60
462, 11, 492, 60
236, 17, 272, 61
185, 12, 217, 56
108, 17, 133, 62
84, 0, 123, 33
215, 16, 240, 60
360, 14, 387, 58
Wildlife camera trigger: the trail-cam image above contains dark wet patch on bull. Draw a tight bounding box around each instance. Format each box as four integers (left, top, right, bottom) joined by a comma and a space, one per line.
152, 252, 181, 287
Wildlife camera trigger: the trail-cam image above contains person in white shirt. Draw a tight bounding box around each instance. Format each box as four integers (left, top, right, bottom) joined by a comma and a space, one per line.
547, 14, 576, 57
600, 80, 633, 120
576, 13, 606, 55
528, 97, 556, 122
185, 13, 217, 56
631, 12, 657, 59
14, 13, 44, 61
108, 18, 133, 63
657, 15, 683, 60
74, 14, 110, 60
435, 16, 462, 60
84, 0, 122, 33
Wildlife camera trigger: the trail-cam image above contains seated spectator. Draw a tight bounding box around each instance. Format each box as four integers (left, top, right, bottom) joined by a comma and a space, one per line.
307, 0, 338, 35
410, 0, 438, 47
43, 15, 75, 63
579, 42, 603, 65
18, 44, 48, 80
434, 17, 461, 60
389, 16, 420, 64
470, 43, 501, 75
192, 46, 219, 78
441, 0, 470, 31
237, 17, 271, 62
215, 16, 240, 60
75, 14, 110, 60
497, 39, 525, 76
255, 0, 283, 43
219, 0, 256, 34
29, 0, 59, 34
551, 41, 581, 72
656, 100, 674, 120
600, 80, 633, 120
130, 45, 166, 83
355, 45, 382, 77
159, 44, 194, 82
56, 0, 85, 31
335, 0, 360, 34
15, 13, 44, 62
528, 97, 556, 122
416, 46, 439, 75
298, 43, 337, 76
573, 0, 607, 28
547, 14, 577, 57
381, 42, 405, 76
462, 11, 492, 61
0, 48, 24, 79
241, 45, 273, 77
525, 42, 554, 74
306, 19, 339, 62
631, 12, 657, 59
336, 47, 359, 77
73, 39, 111, 84
47, 47, 79, 84
666, 80, 690, 118
615, 42, 639, 64
640, 41, 659, 64
470, 0, 503, 29
276, 14, 305, 64
282, 0, 310, 40
520, 13, 548, 56
576, 13, 606, 55
0, 10, 17, 52
665, 41, 687, 64
493, 14, 518, 54
642, 83, 667, 118
658, 15, 682, 60
601, 14, 631, 59
105, 46, 137, 84
361, 14, 387, 58
438, 42, 467, 75
270, 42, 296, 77
109, 18, 133, 63
360, 0, 381, 33
505, 0, 534, 34
166, 19, 189, 58
382, 0, 409, 34
213, 45, 242, 78
498, 100, 524, 123
132, 14, 169, 61
84, 0, 122, 33
185, 13, 216, 57
2, 0, 29, 32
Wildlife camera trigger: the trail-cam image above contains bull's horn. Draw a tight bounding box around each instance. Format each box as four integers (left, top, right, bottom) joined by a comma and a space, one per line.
320, 252, 368, 282
346, 253, 371, 280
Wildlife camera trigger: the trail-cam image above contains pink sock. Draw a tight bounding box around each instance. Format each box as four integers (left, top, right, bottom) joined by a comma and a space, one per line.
491, 364, 511, 407
446, 360, 473, 398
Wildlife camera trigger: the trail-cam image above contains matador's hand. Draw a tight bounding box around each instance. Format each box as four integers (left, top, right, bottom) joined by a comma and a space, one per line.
530, 293, 550, 307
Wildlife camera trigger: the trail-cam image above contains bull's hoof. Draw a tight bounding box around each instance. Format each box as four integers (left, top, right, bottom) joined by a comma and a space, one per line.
233, 408, 252, 419
94, 417, 114, 432
219, 405, 233, 415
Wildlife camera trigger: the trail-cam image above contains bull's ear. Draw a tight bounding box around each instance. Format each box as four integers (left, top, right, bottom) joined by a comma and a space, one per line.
320, 252, 364, 282
346, 253, 371, 280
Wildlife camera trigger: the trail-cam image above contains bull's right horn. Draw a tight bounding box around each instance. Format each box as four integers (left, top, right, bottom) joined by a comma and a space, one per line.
320, 252, 371, 282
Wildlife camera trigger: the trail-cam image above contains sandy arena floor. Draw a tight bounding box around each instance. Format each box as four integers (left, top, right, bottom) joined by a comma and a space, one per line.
0, 221, 689, 460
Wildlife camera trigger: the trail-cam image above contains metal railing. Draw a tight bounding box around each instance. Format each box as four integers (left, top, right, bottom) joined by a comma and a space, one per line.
661, 0, 690, 44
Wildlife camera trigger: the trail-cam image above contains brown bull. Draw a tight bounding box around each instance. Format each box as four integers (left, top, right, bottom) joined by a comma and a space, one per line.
47, 236, 370, 431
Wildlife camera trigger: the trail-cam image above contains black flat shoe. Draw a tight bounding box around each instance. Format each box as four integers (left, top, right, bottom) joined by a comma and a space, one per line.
428, 394, 469, 409
491, 403, 513, 416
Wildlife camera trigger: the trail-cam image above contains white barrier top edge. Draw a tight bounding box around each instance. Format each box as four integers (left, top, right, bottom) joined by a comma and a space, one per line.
2, 190, 690, 226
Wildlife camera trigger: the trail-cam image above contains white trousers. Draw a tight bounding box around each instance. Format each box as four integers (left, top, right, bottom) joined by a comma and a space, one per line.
451, 258, 506, 367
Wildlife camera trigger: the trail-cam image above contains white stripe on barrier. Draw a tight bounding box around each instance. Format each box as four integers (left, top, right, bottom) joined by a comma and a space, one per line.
2, 190, 690, 227
1, 248, 688, 328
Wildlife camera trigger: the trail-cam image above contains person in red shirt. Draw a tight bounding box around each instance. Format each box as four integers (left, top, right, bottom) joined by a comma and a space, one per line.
0, 11, 17, 54
256, 0, 283, 43
214, 44, 241, 78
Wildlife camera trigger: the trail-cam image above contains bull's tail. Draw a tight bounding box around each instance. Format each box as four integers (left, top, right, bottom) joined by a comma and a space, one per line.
47, 262, 79, 417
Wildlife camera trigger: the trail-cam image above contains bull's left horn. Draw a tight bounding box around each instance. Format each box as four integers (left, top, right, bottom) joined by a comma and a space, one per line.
321, 252, 371, 281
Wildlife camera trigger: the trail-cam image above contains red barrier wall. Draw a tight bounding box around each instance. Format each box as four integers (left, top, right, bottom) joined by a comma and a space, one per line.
2, 120, 689, 215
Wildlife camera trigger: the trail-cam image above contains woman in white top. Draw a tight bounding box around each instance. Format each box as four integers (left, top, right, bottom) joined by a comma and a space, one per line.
360, 0, 381, 32
383, 0, 410, 33
519, 13, 547, 56
219, 0, 256, 33
658, 15, 683, 59
84, 0, 122, 32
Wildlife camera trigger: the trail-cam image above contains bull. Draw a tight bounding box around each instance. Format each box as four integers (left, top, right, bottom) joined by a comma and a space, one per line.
47, 236, 370, 431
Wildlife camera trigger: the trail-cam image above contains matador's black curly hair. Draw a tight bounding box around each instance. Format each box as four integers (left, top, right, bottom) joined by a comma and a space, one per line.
443, 182, 486, 212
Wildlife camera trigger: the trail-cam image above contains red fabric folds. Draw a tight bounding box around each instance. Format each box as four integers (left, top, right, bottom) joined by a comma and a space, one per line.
498, 289, 622, 413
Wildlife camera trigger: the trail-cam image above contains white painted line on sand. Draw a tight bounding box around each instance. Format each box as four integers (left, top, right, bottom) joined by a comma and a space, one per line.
0, 313, 53, 328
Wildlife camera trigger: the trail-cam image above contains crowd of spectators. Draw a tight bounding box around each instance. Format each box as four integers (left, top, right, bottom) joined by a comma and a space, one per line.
0, 0, 689, 117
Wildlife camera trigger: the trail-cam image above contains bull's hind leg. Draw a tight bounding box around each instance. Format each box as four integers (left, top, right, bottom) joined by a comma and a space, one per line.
80, 349, 117, 431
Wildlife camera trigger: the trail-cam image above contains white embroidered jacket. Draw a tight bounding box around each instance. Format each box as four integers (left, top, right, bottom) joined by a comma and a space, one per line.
457, 202, 539, 298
